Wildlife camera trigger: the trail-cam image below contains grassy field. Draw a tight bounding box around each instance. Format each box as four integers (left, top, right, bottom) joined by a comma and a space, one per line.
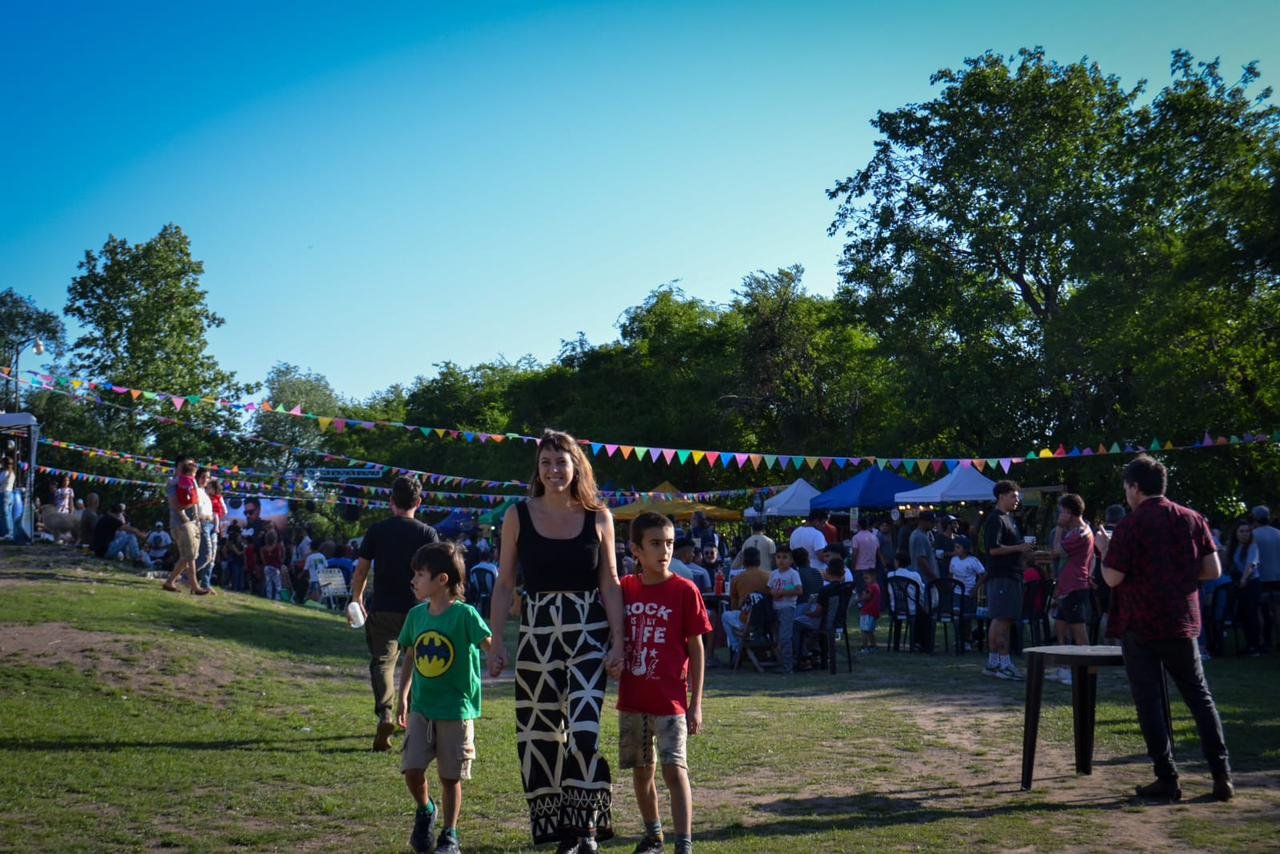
1, 545, 1277, 852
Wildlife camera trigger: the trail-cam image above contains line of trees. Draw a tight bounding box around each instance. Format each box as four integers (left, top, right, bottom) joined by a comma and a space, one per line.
6, 48, 1277, 534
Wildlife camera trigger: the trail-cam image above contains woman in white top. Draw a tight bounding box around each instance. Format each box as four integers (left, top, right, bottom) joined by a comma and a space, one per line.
0, 455, 15, 540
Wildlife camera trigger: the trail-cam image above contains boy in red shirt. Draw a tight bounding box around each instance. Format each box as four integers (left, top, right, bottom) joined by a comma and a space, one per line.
610, 512, 711, 854
859, 570, 882, 652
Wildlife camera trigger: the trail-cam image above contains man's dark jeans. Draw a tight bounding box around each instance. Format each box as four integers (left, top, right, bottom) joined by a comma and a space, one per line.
365, 610, 407, 722
1122, 632, 1230, 780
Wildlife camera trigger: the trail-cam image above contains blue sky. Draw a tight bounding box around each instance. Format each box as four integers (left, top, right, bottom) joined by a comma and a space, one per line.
3, 0, 1277, 400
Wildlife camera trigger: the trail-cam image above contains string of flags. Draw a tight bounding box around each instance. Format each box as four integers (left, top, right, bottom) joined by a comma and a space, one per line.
39, 436, 783, 504
16, 368, 1279, 476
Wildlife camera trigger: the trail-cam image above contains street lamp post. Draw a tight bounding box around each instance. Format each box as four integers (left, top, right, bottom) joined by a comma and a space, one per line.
6, 338, 44, 413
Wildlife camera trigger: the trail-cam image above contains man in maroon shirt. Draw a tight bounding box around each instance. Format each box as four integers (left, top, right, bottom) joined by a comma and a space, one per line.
1097, 455, 1232, 802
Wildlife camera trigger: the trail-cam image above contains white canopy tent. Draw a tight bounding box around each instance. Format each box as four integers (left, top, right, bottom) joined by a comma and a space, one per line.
743, 478, 821, 519
894, 465, 999, 505
0, 412, 39, 543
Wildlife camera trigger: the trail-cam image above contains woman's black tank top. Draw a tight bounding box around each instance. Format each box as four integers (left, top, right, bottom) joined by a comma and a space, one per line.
515, 500, 600, 593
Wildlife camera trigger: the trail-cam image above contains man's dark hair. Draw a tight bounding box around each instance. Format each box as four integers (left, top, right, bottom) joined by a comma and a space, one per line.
630, 511, 673, 545
750, 519, 765, 530
244, 497, 261, 512
741, 546, 761, 567
1123, 455, 1167, 497
993, 480, 1020, 499
825, 557, 845, 578
390, 475, 422, 511
895, 551, 911, 568
857, 516, 871, 530
1058, 493, 1085, 517
111, 502, 126, 514
789, 546, 809, 567
808, 508, 830, 522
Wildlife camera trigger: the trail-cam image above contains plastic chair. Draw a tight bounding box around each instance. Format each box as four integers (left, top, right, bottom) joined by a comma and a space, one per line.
318, 567, 350, 611
469, 565, 497, 623
928, 578, 966, 656
887, 576, 924, 652
732, 593, 778, 672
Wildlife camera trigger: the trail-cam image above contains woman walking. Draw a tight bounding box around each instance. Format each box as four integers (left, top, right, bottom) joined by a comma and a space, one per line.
487, 430, 625, 853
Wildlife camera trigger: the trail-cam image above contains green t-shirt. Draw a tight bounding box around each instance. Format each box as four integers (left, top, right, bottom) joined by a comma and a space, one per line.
396, 600, 492, 721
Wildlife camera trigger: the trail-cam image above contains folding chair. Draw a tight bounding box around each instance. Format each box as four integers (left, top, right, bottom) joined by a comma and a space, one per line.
733, 593, 778, 672
887, 576, 923, 652
318, 567, 350, 611
928, 578, 966, 655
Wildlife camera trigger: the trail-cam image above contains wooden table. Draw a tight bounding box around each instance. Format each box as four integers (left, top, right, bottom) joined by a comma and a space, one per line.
1020, 644, 1170, 790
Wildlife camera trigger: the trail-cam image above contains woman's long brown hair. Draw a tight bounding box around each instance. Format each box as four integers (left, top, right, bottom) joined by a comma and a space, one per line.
529, 429, 604, 511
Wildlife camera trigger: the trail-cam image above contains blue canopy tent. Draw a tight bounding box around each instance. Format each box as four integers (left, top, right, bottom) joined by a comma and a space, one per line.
810, 467, 922, 512
432, 509, 476, 538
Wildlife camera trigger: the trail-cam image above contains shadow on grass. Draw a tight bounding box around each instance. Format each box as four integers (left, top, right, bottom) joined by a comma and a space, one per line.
701, 789, 1138, 842
0, 733, 370, 754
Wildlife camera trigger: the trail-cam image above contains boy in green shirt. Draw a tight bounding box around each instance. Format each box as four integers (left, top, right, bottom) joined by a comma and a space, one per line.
396, 542, 493, 854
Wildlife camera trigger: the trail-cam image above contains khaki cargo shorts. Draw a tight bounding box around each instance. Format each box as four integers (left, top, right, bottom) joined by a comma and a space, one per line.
171, 520, 200, 562
618, 711, 688, 769
401, 714, 475, 780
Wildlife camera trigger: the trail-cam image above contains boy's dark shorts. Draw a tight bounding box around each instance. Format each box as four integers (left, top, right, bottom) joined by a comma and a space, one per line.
1053, 589, 1091, 625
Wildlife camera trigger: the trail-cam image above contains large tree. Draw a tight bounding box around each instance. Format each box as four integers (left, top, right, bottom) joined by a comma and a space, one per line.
0, 288, 64, 411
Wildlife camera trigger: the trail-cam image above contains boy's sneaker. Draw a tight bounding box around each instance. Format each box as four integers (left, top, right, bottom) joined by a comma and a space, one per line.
982, 664, 1002, 678
434, 828, 462, 854
632, 834, 665, 854
999, 663, 1024, 680
1054, 667, 1072, 685
673, 841, 692, 854
410, 802, 437, 853
1212, 772, 1234, 802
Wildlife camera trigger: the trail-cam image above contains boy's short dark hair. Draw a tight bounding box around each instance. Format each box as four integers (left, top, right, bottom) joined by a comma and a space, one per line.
895, 551, 911, 568
180, 460, 197, 475
741, 546, 761, 567
411, 541, 466, 598
993, 479, 1019, 499
630, 511, 673, 545
825, 557, 845, 577
750, 519, 765, 531
857, 517, 871, 530
789, 546, 809, 567
390, 475, 422, 511
1123, 454, 1167, 497
1058, 493, 1085, 517
674, 536, 694, 551
823, 542, 846, 558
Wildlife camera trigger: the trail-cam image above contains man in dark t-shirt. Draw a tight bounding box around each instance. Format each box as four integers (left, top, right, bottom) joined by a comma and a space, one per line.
349, 476, 439, 751
1097, 455, 1232, 802
981, 481, 1034, 679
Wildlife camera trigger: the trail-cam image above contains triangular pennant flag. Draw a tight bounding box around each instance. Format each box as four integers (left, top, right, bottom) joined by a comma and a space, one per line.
171, 396, 185, 410
820, 457, 833, 470
1109, 442, 1121, 453
1150, 438, 1161, 450
1068, 447, 1081, 457
804, 456, 820, 469
763, 454, 778, 469
1000, 458, 1012, 472
142, 390, 158, 401
260, 401, 273, 412
778, 455, 792, 469
945, 459, 959, 471
1229, 435, 1241, 445
130, 389, 142, 400
931, 459, 944, 473
973, 459, 987, 472
334, 419, 346, 433
1054, 445, 1067, 457
620, 446, 634, 459
318, 417, 332, 432
704, 451, 718, 467
662, 449, 676, 464
634, 446, 649, 459
649, 448, 662, 462
734, 453, 750, 468
590, 443, 604, 456
691, 451, 705, 465
888, 459, 901, 470
187, 395, 202, 406
1081, 447, 1093, 456
835, 457, 849, 469
749, 453, 763, 469
719, 452, 735, 467
490, 434, 506, 443
1202, 432, 1214, 446
605, 444, 619, 457
463, 432, 475, 442
676, 450, 691, 464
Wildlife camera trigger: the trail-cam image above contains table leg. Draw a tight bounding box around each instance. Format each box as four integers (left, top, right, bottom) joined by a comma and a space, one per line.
1021, 652, 1046, 790
1071, 664, 1098, 774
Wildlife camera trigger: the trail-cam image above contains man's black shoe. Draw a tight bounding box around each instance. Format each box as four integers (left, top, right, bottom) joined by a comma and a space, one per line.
1134, 777, 1182, 801
632, 833, 665, 854
1212, 773, 1234, 802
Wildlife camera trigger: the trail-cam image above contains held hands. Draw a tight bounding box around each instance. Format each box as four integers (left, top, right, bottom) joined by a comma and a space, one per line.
487, 644, 508, 678
604, 643, 625, 680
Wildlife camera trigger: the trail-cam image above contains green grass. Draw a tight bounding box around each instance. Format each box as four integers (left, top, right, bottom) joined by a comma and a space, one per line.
1, 545, 1278, 852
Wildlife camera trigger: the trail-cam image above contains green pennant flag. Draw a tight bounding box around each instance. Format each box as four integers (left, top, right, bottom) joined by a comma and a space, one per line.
986, 458, 1000, 470
1150, 438, 1161, 450
1109, 442, 1121, 453
1229, 435, 1241, 444
876, 458, 887, 469
186, 395, 201, 406
634, 446, 649, 460
676, 450, 691, 464
763, 454, 778, 469
142, 391, 159, 401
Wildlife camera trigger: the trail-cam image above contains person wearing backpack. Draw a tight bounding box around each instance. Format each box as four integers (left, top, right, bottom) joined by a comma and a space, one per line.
720, 547, 769, 662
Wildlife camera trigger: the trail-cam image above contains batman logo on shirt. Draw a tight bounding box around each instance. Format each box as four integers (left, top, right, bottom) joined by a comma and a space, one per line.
414, 630, 455, 678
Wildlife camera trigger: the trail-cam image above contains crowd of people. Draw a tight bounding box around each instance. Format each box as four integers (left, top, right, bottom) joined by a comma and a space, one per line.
11, 440, 1274, 848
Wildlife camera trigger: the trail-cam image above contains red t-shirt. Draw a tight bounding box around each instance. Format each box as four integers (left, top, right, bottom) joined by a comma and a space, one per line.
860, 581, 881, 618
617, 573, 712, 716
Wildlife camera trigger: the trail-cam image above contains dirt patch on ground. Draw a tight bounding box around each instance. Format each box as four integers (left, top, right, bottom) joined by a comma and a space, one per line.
0, 621, 236, 704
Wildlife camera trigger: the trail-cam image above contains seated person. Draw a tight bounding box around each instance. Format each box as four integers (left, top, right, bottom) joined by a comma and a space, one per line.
787, 547, 823, 604
720, 547, 769, 659
92, 504, 152, 567
886, 552, 925, 615
948, 535, 985, 613
793, 558, 847, 665
146, 522, 173, 567
818, 542, 854, 582
327, 543, 357, 587
669, 536, 712, 592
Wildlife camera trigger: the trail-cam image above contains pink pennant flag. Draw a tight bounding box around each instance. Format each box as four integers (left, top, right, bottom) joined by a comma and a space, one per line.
661, 448, 676, 464
605, 444, 619, 457
734, 453, 750, 468
820, 457, 833, 470
171, 396, 185, 410
931, 459, 944, 473
288, 405, 303, 416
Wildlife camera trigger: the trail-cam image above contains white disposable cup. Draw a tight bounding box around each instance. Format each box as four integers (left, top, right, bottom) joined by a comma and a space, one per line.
1024, 536, 1036, 545
347, 601, 365, 629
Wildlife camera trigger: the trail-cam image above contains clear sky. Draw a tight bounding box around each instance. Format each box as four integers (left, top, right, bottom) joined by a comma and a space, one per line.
4, 0, 1277, 400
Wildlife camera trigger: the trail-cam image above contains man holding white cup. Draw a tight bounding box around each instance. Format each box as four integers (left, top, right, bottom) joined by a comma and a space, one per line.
981, 480, 1035, 679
